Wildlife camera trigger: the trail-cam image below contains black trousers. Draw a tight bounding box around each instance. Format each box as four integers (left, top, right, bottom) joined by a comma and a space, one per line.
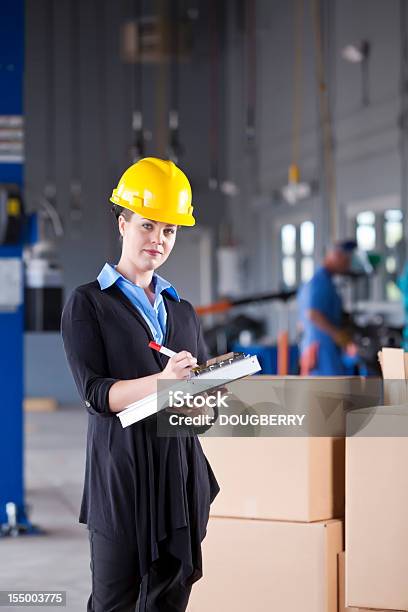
87, 529, 192, 612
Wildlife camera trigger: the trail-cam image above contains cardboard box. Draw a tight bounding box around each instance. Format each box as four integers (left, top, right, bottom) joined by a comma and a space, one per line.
338, 551, 400, 612
223, 375, 379, 437
200, 376, 382, 522
187, 517, 343, 612
378, 348, 408, 404
346, 406, 408, 610
339, 551, 347, 612
202, 436, 345, 521
378, 348, 408, 379
200, 376, 381, 522
339, 550, 365, 611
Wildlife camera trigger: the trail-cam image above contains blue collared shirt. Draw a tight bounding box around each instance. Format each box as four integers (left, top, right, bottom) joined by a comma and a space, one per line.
97, 263, 180, 344
297, 266, 344, 375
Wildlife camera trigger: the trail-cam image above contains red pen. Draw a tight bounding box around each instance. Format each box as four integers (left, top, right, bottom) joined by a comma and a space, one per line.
148, 341, 177, 358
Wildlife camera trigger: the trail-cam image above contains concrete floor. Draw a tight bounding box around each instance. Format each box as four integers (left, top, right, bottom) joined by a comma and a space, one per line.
1, 406, 91, 611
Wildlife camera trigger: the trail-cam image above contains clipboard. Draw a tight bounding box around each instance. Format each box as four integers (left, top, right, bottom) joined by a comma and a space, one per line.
117, 353, 261, 428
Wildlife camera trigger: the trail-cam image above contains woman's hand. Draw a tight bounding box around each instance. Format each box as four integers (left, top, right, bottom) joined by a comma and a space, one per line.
158, 351, 197, 381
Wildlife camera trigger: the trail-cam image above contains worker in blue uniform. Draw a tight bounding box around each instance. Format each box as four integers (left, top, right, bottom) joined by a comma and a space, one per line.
297, 241, 357, 376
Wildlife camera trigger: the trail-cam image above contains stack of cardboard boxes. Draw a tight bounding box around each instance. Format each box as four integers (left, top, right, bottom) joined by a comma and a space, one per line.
187, 376, 347, 612
343, 348, 408, 612
187, 368, 407, 612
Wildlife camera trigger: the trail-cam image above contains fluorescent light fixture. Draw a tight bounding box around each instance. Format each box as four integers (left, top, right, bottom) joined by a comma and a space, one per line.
220, 180, 240, 197
281, 164, 312, 205
281, 181, 311, 205
341, 41, 370, 64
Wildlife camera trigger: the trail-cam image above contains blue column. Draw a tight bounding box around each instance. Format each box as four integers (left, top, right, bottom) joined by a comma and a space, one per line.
0, 0, 27, 527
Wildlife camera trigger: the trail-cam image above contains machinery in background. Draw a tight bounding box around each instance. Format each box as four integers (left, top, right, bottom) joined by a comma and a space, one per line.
0, 0, 62, 537
24, 200, 63, 332
199, 271, 404, 377
0, 189, 63, 537
339, 254, 402, 375
203, 313, 266, 357
346, 311, 402, 376
196, 289, 296, 317
197, 290, 297, 374
0, 183, 36, 536
0, 185, 24, 244
0, 188, 64, 334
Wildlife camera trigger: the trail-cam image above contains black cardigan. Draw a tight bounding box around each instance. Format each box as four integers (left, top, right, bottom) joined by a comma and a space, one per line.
61, 280, 220, 584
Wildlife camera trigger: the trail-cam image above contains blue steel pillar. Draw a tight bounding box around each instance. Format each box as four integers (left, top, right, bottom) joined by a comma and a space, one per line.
0, 0, 29, 530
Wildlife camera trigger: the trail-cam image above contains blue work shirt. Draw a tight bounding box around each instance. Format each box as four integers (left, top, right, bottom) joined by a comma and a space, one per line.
97, 263, 180, 344
297, 266, 345, 375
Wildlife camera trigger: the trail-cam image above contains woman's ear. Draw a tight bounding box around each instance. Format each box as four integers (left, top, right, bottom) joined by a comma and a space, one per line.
118, 214, 126, 238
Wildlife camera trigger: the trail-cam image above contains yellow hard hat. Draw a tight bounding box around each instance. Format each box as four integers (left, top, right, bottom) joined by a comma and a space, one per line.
110, 157, 195, 226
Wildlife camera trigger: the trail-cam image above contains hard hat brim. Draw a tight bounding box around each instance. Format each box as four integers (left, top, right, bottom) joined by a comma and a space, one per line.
109, 197, 196, 227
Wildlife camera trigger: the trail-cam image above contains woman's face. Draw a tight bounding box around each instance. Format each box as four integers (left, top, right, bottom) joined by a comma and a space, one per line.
119, 212, 177, 272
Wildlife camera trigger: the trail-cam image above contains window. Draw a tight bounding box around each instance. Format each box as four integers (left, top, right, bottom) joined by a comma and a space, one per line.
356, 211, 376, 251
300, 221, 314, 283
280, 221, 315, 288
384, 209, 403, 248
353, 208, 404, 302
384, 209, 403, 301
281, 224, 296, 288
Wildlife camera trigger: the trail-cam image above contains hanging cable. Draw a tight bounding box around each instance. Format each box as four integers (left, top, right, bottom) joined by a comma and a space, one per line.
95, 0, 109, 182
291, 0, 304, 180
311, 0, 337, 240
400, 0, 408, 235
130, 0, 145, 163
245, 0, 256, 141
208, 0, 220, 190
167, 0, 183, 163
69, 0, 82, 238
281, 0, 314, 206
361, 41, 371, 107
155, 0, 168, 158
44, 0, 56, 204
241, 0, 261, 200
242, 0, 260, 198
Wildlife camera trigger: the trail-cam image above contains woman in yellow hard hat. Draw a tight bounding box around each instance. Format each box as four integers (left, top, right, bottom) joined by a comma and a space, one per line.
61, 158, 219, 611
